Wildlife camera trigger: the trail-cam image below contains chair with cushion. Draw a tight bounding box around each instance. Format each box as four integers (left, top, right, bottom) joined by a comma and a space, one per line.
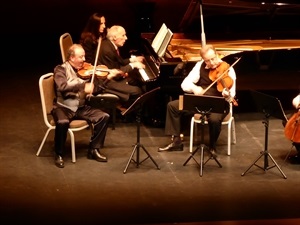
36, 73, 91, 163
189, 103, 236, 156
59, 32, 120, 129
59, 33, 73, 62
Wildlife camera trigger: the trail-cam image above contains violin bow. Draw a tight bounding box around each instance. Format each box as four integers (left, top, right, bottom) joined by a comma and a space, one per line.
90, 36, 102, 85
202, 56, 242, 95
88, 36, 102, 98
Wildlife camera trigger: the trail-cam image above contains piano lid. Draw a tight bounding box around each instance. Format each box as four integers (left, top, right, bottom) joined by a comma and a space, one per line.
178, 0, 300, 39
169, 0, 300, 61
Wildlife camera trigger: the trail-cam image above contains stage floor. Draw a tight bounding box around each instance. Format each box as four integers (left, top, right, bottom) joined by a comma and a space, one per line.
0, 64, 299, 225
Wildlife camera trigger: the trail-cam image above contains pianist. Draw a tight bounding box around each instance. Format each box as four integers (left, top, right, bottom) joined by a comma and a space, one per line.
158, 44, 236, 158
98, 25, 145, 106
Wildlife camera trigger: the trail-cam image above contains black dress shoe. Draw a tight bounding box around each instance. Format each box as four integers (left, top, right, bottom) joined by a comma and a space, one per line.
55, 155, 64, 168
158, 142, 184, 152
288, 154, 300, 164
87, 149, 107, 162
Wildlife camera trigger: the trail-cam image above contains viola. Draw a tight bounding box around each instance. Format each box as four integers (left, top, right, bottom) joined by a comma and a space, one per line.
284, 110, 300, 143
208, 61, 238, 106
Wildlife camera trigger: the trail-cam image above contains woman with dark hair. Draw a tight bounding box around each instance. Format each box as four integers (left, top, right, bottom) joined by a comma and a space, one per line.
80, 13, 107, 64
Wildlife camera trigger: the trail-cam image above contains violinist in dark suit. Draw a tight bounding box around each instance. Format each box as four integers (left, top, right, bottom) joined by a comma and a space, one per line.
158, 44, 237, 157
98, 25, 145, 104
52, 44, 122, 168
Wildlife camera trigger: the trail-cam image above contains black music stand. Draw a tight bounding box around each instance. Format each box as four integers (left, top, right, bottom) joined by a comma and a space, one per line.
182, 94, 229, 177
122, 87, 161, 174
241, 90, 287, 179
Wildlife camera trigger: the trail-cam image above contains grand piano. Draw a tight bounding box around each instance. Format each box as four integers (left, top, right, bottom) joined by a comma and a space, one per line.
139, 25, 197, 95
135, 23, 199, 126
134, 0, 300, 125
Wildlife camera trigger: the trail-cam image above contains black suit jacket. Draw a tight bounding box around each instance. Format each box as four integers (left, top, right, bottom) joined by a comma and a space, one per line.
99, 39, 133, 73
97, 38, 143, 102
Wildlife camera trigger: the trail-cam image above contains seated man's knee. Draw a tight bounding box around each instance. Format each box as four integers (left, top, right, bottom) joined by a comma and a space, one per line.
56, 119, 70, 129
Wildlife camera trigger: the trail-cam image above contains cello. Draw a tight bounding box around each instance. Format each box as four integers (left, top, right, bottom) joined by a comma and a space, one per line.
284, 94, 300, 143
284, 109, 300, 143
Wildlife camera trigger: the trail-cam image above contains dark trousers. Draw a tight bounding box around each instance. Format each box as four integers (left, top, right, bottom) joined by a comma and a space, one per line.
51, 105, 110, 156
105, 78, 143, 103
165, 99, 228, 149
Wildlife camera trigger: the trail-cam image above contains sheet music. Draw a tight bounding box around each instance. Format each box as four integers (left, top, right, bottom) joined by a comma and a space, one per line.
151, 23, 168, 53
157, 28, 173, 58
138, 23, 173, 82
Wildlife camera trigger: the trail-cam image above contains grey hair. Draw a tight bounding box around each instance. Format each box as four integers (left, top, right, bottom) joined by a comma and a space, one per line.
106, 25, 124, 41
66, 44, 83, 60
200, 44, 216, 57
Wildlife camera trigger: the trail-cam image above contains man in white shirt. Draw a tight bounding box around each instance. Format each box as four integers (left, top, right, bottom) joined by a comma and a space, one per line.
158, 44, 237, 158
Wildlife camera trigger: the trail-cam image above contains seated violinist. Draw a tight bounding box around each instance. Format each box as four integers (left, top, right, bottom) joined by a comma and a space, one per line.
52, 44, 122, 168
284, 94, 300, 164
158, 44, 237, 157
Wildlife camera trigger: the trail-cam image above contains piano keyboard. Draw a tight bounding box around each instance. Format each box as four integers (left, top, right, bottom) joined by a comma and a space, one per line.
139, 55, 160, 82
139, 68, 150, 82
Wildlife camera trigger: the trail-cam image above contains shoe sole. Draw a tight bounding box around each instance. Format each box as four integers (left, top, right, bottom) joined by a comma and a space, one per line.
87, 154, 107, 162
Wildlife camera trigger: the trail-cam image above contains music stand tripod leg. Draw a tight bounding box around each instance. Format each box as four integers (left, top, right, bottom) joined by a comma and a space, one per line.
241, 151, 265, 176
200, 145, 204, 177
123, 144, 160, 174
241, 150, 287, 179
123, 144, 138, 174
210, 155, 222, 168
183, 145, 200, 166
140, 145, 160, 170
266, 152, 287, 179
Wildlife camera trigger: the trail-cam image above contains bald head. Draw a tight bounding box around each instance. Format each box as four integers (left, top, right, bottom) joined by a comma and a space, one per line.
106, 25, 128, 47
199, 44, 216, 58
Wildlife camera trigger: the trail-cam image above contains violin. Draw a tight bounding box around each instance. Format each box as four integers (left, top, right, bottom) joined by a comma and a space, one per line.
78, 62, 109, 80
208, 61, 238, 106
78, 62, 127, 80
284, 110, 300, 143
209, 62, 233, 91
